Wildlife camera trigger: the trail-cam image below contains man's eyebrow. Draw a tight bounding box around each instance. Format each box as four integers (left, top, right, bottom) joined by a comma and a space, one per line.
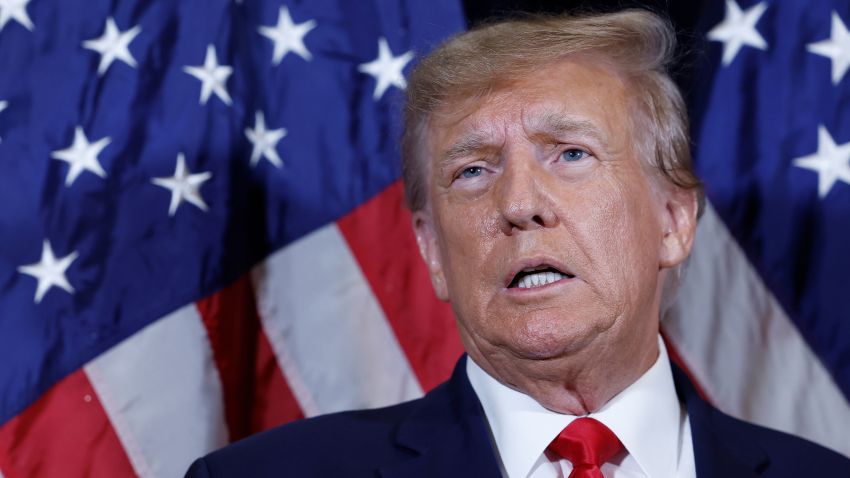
528, 113, 607, 145
437, 114, 607, 173
440, 131, 494, 164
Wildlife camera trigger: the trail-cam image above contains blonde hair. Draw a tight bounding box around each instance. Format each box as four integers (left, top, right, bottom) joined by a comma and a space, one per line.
401, 9, 704, 214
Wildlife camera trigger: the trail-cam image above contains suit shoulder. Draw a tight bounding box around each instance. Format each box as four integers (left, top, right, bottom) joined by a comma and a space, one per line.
676, 365, 850, 475
187, 398, 424, 477
715, 410, 850, 474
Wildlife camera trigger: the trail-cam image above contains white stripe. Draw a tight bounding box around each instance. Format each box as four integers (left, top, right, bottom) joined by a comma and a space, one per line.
664, 202, 850, 457
253, 223, 423, 417
85, 304, 229, 477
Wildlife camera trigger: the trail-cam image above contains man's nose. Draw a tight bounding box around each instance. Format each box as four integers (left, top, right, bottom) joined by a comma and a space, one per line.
494, 154, 559, 234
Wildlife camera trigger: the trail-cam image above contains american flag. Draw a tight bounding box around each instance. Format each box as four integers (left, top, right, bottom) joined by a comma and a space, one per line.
664, 0, 850, 458
0, 0, 847, 476
0, 0, 465, 475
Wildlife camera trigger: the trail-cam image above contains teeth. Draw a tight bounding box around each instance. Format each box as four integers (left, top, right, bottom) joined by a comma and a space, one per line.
517, 271, 568, 289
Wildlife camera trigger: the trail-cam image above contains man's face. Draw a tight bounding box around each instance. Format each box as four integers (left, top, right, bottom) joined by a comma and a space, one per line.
413, 59, 696, 380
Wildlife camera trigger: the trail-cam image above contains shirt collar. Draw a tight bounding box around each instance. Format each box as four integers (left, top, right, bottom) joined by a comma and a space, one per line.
467, 336, 684, 478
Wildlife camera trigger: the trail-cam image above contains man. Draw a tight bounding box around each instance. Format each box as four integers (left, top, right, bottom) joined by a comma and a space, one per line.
187, 10, 850, 477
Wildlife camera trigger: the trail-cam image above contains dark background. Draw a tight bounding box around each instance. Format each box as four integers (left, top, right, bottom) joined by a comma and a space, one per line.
463, 0, 710, 33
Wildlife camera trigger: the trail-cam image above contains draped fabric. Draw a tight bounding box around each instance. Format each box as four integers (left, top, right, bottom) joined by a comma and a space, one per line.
0, 1, 848, 476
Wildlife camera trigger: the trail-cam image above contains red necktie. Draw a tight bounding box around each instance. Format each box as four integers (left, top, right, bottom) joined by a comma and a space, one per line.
547, 417, 624, 478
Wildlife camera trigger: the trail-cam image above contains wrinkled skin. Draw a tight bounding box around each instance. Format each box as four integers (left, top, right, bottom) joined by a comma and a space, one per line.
412, 58, 698, 414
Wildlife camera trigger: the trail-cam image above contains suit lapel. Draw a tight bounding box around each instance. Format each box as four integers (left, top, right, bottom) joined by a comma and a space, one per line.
672, 365, 768, 478
379, 355, 502, 478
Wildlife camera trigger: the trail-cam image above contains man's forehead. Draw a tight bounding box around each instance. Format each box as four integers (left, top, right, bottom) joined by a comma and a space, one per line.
431, 97, 618, 160
428, 60, 630, 144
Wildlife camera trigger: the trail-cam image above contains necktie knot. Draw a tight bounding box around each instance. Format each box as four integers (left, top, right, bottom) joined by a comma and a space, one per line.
547, 417, 623, 478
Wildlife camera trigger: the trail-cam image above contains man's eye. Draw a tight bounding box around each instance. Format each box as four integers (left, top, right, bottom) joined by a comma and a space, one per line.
561, 149, 589, 162
459, 166, 483, 178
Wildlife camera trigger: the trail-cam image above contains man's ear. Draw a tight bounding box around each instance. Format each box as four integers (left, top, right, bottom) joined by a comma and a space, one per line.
412, 209, 450, 301
659, 187, 699, 269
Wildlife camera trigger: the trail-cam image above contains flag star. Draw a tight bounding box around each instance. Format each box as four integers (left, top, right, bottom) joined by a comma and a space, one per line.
358, 37, 414, 100
18, 240, 79, 304
0, 0, 34, 33
707, 0, 768, 66
50, 127, 111, 187
151, 153, 212, 216
82, 17, 141, 76
258, 6, 316, 64
807, 11, 850, 85
183, 45, 233, 106
245, 111, 287, 168
793, 125, 850, 199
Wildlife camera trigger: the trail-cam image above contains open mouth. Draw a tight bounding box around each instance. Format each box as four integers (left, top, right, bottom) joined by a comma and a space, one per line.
508, 264, 575, 289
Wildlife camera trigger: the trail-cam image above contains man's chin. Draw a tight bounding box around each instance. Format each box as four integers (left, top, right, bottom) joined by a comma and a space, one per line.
500, 329, 600, 364
506, 313, 608, 359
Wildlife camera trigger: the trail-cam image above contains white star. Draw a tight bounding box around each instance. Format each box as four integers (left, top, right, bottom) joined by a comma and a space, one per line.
82, 17, 141, 76
18, 240, 79, 304
0, 0, 34, 33
50, 126, 111, 187
358, 37, 413, 100
258, 6, 316, 64
245, 111, 287, 168
707, 0, 768, 66
807, 11, 850, 85
0, 100, 7, 143
151, 153, 213, 216
793, 125, 850, 199
183, 45, 233, 106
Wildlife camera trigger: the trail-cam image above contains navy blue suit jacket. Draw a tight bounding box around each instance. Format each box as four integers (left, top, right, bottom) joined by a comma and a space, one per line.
186, 356, 850, 477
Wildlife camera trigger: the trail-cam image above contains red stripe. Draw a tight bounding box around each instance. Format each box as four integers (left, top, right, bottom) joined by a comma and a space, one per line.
250, 319, 304, 433
0, 369, 136, 478
661, 331, 713, 403
195, 274, 303, 442
337, 181, 465, 392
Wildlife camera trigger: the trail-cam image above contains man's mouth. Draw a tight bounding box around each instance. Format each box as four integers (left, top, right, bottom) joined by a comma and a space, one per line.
507, 263, 575, 289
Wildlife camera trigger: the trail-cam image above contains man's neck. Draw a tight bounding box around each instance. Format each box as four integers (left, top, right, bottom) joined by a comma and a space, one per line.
466, 331, 659, 415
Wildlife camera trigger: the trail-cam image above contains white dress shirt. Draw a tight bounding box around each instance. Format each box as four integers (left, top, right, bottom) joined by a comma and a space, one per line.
466, 336, 696, 478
